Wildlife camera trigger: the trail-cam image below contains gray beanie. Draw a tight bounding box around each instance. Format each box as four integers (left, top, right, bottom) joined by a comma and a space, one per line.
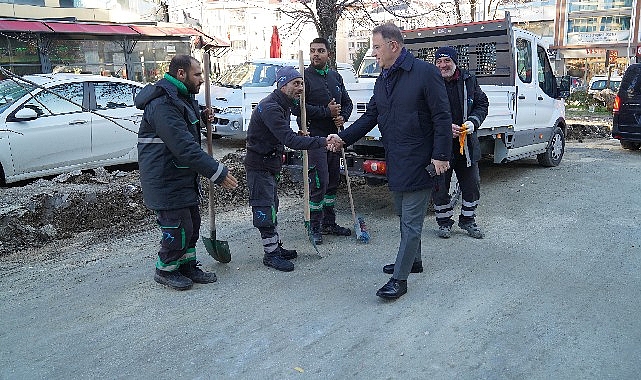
435, 46, 458, 65
276, 66, 302, 89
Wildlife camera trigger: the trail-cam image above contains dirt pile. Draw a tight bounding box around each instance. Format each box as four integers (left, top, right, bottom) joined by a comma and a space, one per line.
0, 149, 311, 255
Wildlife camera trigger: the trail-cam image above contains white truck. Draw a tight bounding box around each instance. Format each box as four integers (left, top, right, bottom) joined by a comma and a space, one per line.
308, 14, 571, 185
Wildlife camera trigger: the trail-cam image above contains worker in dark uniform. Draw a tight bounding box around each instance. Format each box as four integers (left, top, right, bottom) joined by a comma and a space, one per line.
296, 37, 354, 245
245, 66, 335, 272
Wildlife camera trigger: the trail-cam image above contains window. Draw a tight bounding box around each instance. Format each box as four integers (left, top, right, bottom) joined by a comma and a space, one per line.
516, 38, 532, 83
23, 83, 83, 116
93, 82, 139, 110
537, 45, 556, 97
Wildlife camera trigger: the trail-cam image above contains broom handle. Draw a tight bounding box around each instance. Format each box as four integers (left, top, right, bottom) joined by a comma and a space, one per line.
298, 52, 311, 224
341, 148, 357, 223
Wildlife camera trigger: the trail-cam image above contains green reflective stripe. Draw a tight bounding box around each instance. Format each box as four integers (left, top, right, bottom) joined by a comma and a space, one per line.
314, 171, 320, 188
324, 194, 336, 206
271, 206, 277, 224
156, 253, 194, 271
185, 248, 196, 260
191, 119, 199, 124
138, 137, 164, 144
275, 173, 281, 183
309, 200, 324, 211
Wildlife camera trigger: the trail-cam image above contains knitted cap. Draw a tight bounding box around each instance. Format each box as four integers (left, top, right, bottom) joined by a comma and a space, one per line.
276, 66, 302, 89
435, 46, 458, 65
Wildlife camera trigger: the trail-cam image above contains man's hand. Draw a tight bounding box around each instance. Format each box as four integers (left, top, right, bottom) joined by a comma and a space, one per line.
333, 115, 345, 128
431, 159, 450, 175
453, 121, 474, 137
219, 172, 238, 190
202, 107, 215, 123
326, 134, 344, 152
328, 99, 341, 118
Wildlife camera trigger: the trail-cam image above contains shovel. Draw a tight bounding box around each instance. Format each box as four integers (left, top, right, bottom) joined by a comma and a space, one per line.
298, 52, 320, 255
202, 49, 231, 263
340, 148, 370, 243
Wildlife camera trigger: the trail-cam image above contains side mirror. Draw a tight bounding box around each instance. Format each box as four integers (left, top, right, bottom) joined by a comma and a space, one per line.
557, 75, 571, 99
10, 107, 39, 121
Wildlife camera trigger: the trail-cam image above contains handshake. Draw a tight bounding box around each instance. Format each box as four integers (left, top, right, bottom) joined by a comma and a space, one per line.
325, 134, 344, 152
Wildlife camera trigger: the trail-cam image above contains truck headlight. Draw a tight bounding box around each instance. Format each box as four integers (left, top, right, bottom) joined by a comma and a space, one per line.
231, 121, 240, 130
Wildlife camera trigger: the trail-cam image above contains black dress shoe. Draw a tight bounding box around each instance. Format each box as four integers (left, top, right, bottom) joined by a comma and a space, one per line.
376, 277, 407, 299
382, 261, 424, 274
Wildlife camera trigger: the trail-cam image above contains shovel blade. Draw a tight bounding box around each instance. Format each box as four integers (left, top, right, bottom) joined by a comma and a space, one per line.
203, 234, 231, 263
304, 220, 320, 255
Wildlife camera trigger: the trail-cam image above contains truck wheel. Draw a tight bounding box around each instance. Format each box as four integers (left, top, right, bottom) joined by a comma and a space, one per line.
537, 127, 565, 167
620, 140, 641, 150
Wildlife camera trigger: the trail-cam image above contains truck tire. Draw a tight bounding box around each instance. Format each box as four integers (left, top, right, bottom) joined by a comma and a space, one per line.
620, 140, 641, 150
537, 126, 565, 167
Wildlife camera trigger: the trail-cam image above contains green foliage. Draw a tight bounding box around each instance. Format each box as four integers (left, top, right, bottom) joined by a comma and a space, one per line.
352, 42, 370, 73
565, 89, 615, 113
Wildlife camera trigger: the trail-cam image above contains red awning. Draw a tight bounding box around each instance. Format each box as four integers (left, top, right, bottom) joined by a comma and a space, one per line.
44, 21, 138, 35
0, 19, 52, 32
129, 25, 168, 36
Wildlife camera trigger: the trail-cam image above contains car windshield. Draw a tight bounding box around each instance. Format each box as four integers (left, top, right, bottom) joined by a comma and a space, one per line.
215, 62, 280, 88
358, 58, 380, 78
590, 79, 620, 91
0, 79, 35, 113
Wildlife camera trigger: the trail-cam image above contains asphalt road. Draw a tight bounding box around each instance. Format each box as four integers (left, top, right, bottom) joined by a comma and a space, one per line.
1, 138, 640, 379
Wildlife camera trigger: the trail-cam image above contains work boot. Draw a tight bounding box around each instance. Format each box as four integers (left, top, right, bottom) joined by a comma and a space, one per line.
437, 225, 452, 238
263, 253, 294, 272
154, 269, 193, 290
322, 223, 352, 236
277, 241, 297, 260
179, 260, 217, 283
458, 221, 484, 239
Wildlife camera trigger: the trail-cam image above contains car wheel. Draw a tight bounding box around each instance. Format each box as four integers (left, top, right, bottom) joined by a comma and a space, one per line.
537, 126, 565, 167
620, 140, 641, 150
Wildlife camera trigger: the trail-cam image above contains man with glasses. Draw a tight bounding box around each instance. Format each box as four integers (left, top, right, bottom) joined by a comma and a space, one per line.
330, 24, 452, 299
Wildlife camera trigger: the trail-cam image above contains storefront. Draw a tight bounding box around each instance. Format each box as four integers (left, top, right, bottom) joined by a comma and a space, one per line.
0, 19, 228, 83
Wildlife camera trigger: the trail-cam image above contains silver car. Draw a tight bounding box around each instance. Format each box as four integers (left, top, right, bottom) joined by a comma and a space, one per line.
0, 73, 144, 184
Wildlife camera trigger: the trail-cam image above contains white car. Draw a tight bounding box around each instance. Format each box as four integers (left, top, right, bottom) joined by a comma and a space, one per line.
0, 73, 144, 184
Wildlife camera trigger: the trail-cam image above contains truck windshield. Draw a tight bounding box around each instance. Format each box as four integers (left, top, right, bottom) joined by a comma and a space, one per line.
0, 79, 35, 113
215, 62, 280, 88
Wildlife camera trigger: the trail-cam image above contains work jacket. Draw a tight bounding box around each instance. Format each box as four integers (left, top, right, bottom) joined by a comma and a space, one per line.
135, 77, 228, 210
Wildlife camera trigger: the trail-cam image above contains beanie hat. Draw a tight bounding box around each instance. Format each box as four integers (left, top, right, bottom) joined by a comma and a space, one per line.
435, 46, 458, 65
276, 66, 302, 89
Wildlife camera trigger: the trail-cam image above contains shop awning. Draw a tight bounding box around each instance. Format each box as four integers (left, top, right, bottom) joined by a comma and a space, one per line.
0, 19, 52, 32
44, 21, 138, 35
0, 18, 229, 47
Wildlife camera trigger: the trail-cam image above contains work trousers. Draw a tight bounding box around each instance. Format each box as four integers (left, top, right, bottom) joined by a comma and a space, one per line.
433, 155, 480, 227
391, 189, 431, 280
307, 147, 341, 230
246, 169, 281, 254
155, 205, 200, 271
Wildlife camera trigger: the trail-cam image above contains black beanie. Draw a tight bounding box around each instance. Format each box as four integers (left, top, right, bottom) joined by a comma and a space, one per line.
435, 46, 458, 65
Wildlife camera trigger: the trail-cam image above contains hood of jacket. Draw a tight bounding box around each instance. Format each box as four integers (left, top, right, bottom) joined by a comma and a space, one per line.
135, 78, 182, 110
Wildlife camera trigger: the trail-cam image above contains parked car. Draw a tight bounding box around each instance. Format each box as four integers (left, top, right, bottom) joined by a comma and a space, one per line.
0, 73, 144, 185
587, 74, 622, 95
612, 63, 641, 150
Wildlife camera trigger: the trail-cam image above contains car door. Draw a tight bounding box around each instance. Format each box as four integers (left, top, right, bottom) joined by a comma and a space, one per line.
89, 81, 142, 161
6, 82, 92, 175
514, 35, 539, 131
535, 44, 557, 131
